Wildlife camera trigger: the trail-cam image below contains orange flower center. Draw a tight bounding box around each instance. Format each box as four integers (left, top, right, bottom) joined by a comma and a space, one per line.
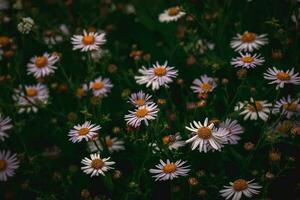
248, 101, 263, 112
0, 159, 7, 171
135, 108, 149, 118
162, 135, 176, 145
78, 127, 90, 136
91, 158, 104, 169
200, 83, 212, 92
154, 67, 167, 76
35, 56, 48, 68
276, 72, 290, 81
233, 179, 248, 191
241, 56, 254, 63
76, 88, 86, 97
168, 7, 180, 16
135, 99, 145, 106
163, 163, 177, 173
82, 35, 95, 45
197, 127, 212, 139
26, 88, 38, 97
106, 138, 113, 147
92, 82, 104, 90
283, 103, 297, 112
0, 36, 11, 47
241, 32, 256, 43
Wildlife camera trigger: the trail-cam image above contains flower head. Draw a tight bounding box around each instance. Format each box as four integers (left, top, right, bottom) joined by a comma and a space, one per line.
219, 119, 244, 144
71, 30, 106, 52
0, 150, 19, 182
0, 114, 12, 142
191, 75, 217, 94
158, 6, 186, 23
231, 52, 265, 69
128, 91, 153, 107
149, 159, 190, 181
230, 31, 268, 52
81, 153, 115, 177
89, 76, 113, 97
124, 103, 158, 127
264, 67, 300, 89
274, 95, 300, 119
69, 121, 101, 143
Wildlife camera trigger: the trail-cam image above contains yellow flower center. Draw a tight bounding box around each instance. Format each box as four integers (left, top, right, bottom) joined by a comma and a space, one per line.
241, 32, 256, 43
91, 158, 104, 169
283, 103, 297, 112
154, 67, 167, 76
248, 101, 263, 112
135, 99, 145, 106
163, 163, 177, 173
241, 56, 254, 63
0, 36, 11, 47
162, 135, 176, 145
82, 35, 95, 45
78, 127, 90, 136
200, 83, 212, 92
233, 179, 248, 191
35, 56, 48, 68
276, 72, 290, 81
92, 82, 104, 90
106, 138, 113, 147
168, 7, 180, 16
0, 159, 7, 171
26, 88, 38, 97
135, 108, 149, 118
197, 127, 212, 139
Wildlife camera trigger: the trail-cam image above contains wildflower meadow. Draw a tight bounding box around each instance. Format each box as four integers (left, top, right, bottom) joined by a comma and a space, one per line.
1, 0, 300, 199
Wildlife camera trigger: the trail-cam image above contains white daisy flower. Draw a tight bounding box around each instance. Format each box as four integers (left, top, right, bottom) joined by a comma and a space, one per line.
230, 52, 265, 69
124, 103, 158, 127
135, 61, 178, 91
158, 6, 186, 23
0, 114, 12, 142
13, 83, 49, 114
274, 95, 300, 119
162, 132, 185, 150
220, 179, 262, 200
149, 159, 190, 181
185, 118, 228, 153
263, 67, 300, 90
89, 76, 113, 97
235, 98, 272, 121
68, 121, 101, 143
219, 119, 244, 144
0, 150, 20, 182
71, 30, 106, 52
81, 153, 115, 177
191, 75, 217, 94
230, 31, 268, 52
128, 91, 153, 107
27, 52, 59, 78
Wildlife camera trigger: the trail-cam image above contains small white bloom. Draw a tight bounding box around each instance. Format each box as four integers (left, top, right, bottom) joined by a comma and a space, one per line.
159, 6, 185, 23
13, 84, 49, 114
162, 132, 185, 150
149, 159, 190, 181
191, 75, 217, 94
185, 118, 228, 153
263, 67, 300, 90
27, 52, 59, 78
128, 90, 153, 107
135, 61, 178, 90
0, 114, 12, 142
230, 31, 268, 52
68, 121, 101, 143
235, 98, 272, 121
124, 103, 158, 127
230, 52, 265, 69
220, 179, 262, 200
274, 95, 300, 119
0, 150, 20, 182
71, 30, 106, 52
17, 17, 34, 34
219, 119, 244, 144
88, 136, 125, 153
89, 76, 113, 97
81, 153, 115, 177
